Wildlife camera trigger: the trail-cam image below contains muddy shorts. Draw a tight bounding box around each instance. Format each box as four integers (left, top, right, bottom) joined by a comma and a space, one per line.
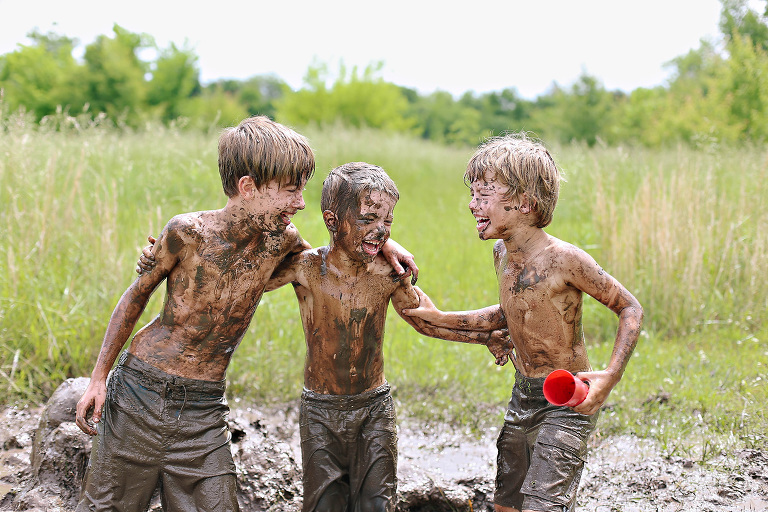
494, 371, 598, 512
76, 352, 238, 512
300, 383, 397, 512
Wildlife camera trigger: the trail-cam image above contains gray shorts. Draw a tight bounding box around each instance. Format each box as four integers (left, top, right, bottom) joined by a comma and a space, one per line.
495, 372, 598, 512
76, 352, 238, 512
300, 383, 397, 512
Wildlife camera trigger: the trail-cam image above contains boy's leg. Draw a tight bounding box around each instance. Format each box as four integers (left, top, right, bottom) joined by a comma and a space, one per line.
154, 375, 238, 512
353, 389, 398, 512
494, 372, 598, 512
76, 362, 164, 512
300, 391, 350, 512
518, 412, 597, 512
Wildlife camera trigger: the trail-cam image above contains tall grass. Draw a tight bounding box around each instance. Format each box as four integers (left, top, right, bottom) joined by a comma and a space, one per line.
1, 117, 766, 454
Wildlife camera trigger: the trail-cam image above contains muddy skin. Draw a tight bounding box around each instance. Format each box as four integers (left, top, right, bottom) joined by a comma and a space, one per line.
292, 190, 403, 395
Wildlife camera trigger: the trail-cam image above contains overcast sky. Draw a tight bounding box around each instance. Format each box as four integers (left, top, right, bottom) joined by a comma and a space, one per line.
0, 0, 741, 99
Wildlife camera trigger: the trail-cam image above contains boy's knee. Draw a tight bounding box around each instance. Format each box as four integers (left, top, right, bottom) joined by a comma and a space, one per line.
358, 496, 391, 512
314, 482, 348, 512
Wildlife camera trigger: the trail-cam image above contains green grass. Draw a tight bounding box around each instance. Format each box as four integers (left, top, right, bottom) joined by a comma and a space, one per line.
1, 114, 766, 459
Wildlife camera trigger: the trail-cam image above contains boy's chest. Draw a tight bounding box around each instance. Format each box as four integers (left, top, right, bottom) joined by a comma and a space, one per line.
497, 263, 579, 320
311, 271, 394, 311
184, 241, 288, 292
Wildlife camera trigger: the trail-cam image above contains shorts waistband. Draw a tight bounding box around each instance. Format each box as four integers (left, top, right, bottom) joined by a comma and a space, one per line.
301, 383, 391, 410
514, 371, 547, 392
118, 351, 227, 396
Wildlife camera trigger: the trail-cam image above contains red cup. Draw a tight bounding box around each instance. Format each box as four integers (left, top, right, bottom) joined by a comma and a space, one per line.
543, 369, 589, 407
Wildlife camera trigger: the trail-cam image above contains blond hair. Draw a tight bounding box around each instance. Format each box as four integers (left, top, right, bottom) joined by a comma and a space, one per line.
465, 133, 561, 228
218, 116, 315, 197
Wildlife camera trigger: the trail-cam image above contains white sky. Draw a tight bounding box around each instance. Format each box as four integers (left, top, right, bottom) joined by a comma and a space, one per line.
0, 0, 741, 99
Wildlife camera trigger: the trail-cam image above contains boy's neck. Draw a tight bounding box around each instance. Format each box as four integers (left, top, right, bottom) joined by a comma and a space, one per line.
325, 243, 372, 276
220, 198, 270, 240
502, 227, 549, 263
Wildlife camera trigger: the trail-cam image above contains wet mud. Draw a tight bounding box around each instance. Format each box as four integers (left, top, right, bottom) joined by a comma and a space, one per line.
1, 379, 766, 511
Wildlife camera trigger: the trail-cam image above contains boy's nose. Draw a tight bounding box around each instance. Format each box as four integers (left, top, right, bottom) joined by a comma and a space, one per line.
295, 193, 306, 210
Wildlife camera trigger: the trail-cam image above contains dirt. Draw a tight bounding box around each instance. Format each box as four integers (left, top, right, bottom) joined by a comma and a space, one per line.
0, 379, 766, 511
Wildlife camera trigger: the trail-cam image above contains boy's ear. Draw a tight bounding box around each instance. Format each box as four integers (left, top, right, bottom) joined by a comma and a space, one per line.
238, 176, 257, 198
518, 193, 535, 214
323, 210, 338, 232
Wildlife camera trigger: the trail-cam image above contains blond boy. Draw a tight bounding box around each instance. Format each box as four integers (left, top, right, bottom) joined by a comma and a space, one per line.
404, 134, 643, 512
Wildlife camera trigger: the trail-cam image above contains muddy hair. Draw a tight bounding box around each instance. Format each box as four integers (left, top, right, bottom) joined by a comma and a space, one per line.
320, 162, 399, 220
465, 132, 562, 228
218, 116, 315, 197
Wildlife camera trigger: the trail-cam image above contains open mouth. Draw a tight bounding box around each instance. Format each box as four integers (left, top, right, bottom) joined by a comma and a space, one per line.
362, 240, 383, 255
279, 211, 295, 225
475, 216, 490, 232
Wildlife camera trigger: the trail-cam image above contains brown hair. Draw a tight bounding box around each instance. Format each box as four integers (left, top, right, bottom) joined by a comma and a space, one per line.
218, 116, 315, 197
320, 162, 399, 220
465, 133, 561, 228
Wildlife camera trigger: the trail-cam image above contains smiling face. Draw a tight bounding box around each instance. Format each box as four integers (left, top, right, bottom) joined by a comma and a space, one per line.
468, 171, 521, 240
332, 189, 396, 263
250, 175, 307, 231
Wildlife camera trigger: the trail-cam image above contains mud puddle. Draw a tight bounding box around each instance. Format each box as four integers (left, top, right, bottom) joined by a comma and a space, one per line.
1, 383, 766, 511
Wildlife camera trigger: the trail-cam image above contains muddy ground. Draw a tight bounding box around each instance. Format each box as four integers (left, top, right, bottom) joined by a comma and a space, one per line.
0, 378, 766, 511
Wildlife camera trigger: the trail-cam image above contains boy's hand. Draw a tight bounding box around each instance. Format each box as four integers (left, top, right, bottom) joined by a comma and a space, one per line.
381, 239, 419, 284
75, 379, 107, 436
401, 286, 440, 323
571, 370, 619, 416
135, 235, 157, 275
487, 329, 513, 366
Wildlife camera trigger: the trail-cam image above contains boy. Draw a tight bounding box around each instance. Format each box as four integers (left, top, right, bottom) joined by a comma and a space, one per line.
263, 162, 511, 512
403, 134, 643, 512
74, 117, 416, 512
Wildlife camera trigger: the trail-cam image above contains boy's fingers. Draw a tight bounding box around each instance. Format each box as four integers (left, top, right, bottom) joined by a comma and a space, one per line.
147, 235, 157, 244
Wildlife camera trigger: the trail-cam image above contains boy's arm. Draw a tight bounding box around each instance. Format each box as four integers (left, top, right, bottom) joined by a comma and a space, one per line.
76, 223, 180, 436
566, 247, 644, 416
392, 282, 513, 366
265, 228, 309, 291
401, 286, 507, 331
381, 239, 419, 284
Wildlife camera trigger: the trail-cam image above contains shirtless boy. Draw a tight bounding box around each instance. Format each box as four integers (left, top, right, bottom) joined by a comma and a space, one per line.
264, 162, 511, 512
404, 134, 643, 512
74, 117, 416, 512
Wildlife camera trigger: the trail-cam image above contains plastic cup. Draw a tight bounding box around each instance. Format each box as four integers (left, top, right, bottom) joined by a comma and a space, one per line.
543, 369, 589, 407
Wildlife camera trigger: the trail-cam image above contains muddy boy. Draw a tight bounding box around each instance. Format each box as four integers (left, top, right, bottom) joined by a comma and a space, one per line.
405, 134, 643, 512
74, 117, 416, 512
265, 162, 511, 512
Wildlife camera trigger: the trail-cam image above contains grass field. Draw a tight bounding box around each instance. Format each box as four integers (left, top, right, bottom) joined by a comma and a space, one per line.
1, 112, 766, 460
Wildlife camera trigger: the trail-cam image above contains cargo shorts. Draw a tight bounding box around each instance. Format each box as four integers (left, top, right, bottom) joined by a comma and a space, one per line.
495, 371, 598, 512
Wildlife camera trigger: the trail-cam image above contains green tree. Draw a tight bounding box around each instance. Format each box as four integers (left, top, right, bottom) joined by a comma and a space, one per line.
0, 30, 84, 119
81, 24, 151, 124
147, 42, 201, 121
276, 61, 414, 131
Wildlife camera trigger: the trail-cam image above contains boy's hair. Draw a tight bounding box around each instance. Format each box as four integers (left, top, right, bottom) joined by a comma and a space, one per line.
320, 162, 399, 219
465, 133, 561, 228
218, 116, 315, 197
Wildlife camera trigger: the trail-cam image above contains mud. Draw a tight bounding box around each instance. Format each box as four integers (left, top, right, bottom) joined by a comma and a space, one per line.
1, 379, 766, 511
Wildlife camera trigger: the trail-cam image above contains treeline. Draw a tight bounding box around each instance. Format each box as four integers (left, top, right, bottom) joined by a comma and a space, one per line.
1, 0, 767, 147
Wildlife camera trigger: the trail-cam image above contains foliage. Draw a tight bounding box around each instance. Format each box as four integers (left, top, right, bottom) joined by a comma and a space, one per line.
275, 61, 414, 132
2, 2, 768, 147
1, 122, 766, 455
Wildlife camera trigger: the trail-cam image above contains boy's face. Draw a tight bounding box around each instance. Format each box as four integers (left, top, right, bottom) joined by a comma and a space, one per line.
334, 190, 396, 263
251, 176, 307, 231
468, 171, 518, 240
